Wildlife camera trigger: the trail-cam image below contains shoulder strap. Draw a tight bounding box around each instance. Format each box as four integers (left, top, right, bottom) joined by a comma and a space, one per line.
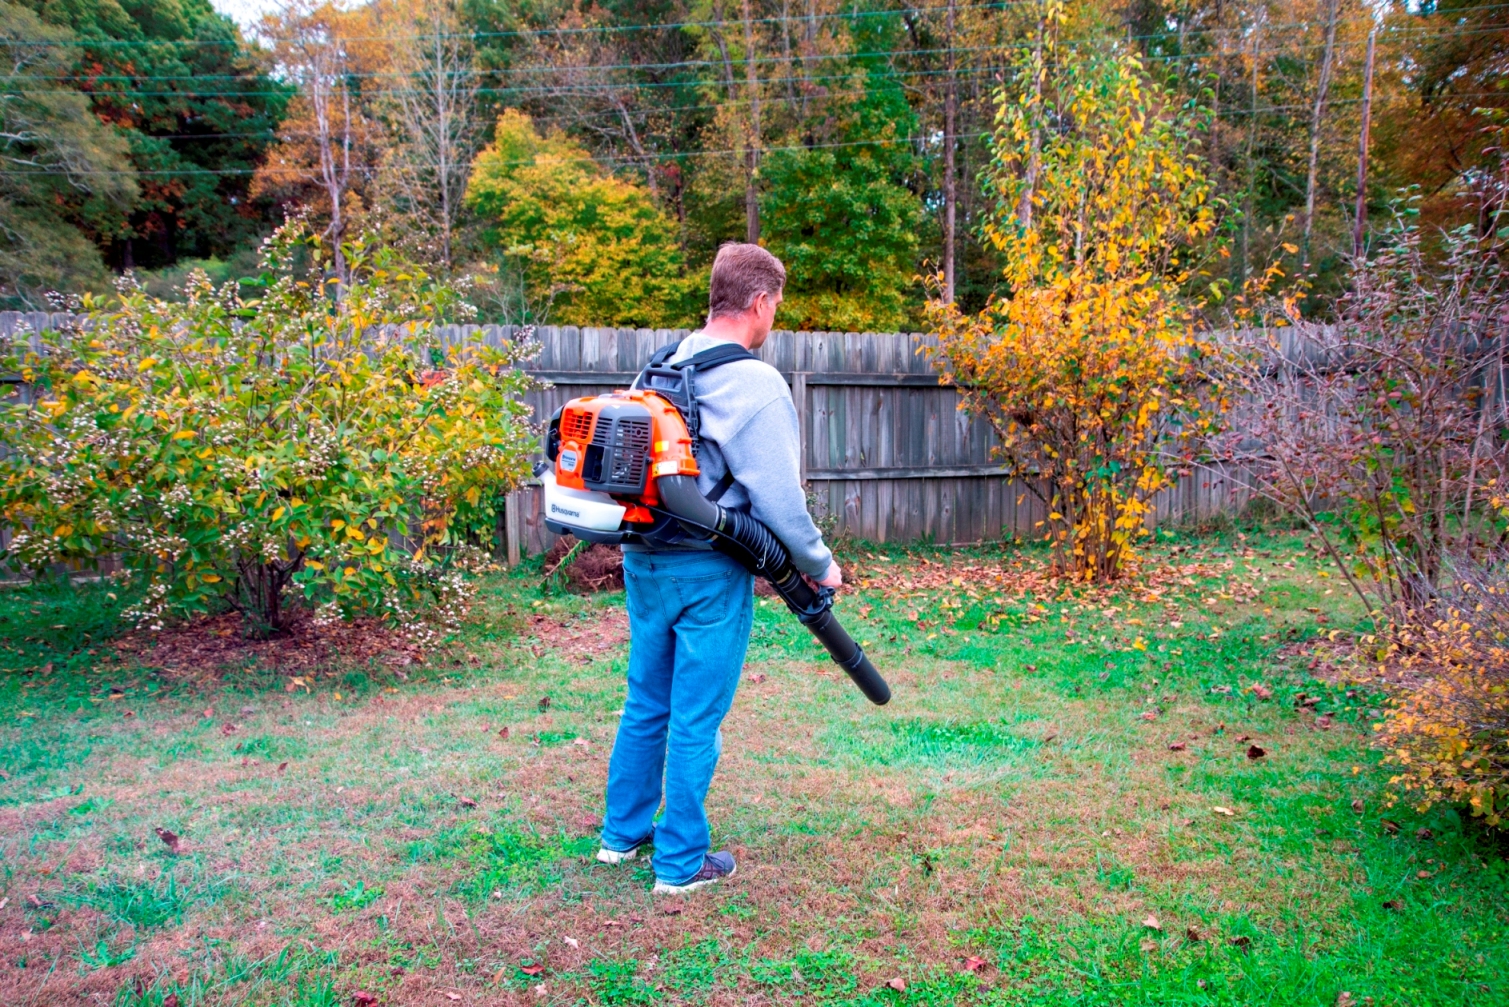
680, 342, 758, 371
648, 340, 681, 366
707, 469, 737, 502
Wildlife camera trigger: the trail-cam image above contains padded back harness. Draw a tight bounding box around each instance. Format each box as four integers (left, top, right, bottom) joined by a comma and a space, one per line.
634, 339, 758, 504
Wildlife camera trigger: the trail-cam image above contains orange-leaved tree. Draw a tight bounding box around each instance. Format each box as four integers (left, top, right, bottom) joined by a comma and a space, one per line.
927, 19, 1219, 581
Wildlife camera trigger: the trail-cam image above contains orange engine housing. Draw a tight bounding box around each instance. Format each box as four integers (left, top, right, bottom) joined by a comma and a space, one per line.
553, 390, 699, 521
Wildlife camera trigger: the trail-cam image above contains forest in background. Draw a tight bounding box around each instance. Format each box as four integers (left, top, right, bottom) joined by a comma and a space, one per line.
2, 0, 1506, 328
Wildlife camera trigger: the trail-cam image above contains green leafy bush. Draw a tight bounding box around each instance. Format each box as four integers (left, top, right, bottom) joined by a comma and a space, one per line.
0, 218, 536, 639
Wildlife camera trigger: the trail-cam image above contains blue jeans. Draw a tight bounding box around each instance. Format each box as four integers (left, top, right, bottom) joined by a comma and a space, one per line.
602, 549, 754, 884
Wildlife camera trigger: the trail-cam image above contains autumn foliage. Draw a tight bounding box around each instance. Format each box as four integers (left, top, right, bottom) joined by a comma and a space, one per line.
0, 218, 536, 639
927, 28, 1217, 582
1376, 572, 1509, 826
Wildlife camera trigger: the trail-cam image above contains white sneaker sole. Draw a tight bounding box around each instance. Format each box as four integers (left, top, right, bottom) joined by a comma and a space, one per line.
651, 863, 736, 895
596, 846, 640, 865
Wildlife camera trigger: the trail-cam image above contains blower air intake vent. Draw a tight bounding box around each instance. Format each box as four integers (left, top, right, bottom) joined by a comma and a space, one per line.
561, 410, 594, 443
581, 403, 653, 495
609, 418, 651, 485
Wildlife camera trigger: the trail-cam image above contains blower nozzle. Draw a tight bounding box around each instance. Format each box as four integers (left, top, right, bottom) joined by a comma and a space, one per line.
656, 476, 891, 705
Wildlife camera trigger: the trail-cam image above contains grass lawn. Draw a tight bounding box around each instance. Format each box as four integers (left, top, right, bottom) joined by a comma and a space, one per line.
0, 530, 1505, 1006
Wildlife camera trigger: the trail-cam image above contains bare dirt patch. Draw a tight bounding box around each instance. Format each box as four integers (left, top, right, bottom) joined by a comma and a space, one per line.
112, 608, 420, 680
518, 608, 629, 663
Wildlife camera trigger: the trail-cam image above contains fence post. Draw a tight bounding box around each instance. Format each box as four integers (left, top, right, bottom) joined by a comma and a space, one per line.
504, 490, 522, 567
791, 371, 808, 484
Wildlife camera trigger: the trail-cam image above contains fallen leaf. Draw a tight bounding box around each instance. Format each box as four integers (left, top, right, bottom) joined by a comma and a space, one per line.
155, 826, 181, 853
749, 673, 768, 684
1337, 993, 1355, 1007
961, 955, 987, 972
573, 737, 589, 749
277, 762, 288, 772
519, 962, 545, 976
1210, 685, 1232, 695
663, 904, 684, 915
1168, 742, 1187, 751
1315, 714, 1334, 730
1143, 914, 1162, 930
497, 725, 511, 739
1416, 870, 1433, 879
533, 984, 546, 998
1251, 684, 1273, 700
1212, 806, 1235, 817
1246, 745, 1266, 760
221, 722, 237, 736
444, 994, 461, 1002
163, 995, 180, 1007
1236, 734, 1251, 742
604, 919, 624, 928
1382, 899, 1403, 911
1139, 711, 1158, 721
538, 696, 551, 713
562, 936, 579, 948
1351, 798, 1365, 814
1185, 926, 1203, 942
1416, 827, 1434, 840
353, 993, 377, 1006
457, 795, 478, 809
202, 707, 214, 719
1139, 936, 1159, 953
1381, 820, 1399, 835
886, 977, 907, 992
1227, 935, 1252, 950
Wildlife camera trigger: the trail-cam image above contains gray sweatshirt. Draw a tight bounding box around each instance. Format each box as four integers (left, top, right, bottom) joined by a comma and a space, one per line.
624, 332, 833, 577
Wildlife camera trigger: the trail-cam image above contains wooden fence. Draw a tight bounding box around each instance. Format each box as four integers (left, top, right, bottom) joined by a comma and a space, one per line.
508, 325, 1247, 554
0, 313, 1252, 558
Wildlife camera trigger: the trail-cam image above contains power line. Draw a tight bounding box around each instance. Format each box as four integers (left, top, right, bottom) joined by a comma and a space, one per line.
16, 7, 1442, 85
20, 23, 1509, 101
11, 89, 1500, 179
4, 1, 1023, 49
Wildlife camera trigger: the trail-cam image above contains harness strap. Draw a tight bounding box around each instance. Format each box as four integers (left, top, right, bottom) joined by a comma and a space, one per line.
707, 469, 737, 503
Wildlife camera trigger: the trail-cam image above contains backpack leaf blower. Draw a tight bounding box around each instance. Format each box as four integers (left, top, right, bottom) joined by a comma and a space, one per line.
538, 343, 891, 706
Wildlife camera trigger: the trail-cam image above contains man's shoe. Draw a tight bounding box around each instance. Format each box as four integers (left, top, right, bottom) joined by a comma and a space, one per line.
596, 832, 653, 865
651, 851, 736, 894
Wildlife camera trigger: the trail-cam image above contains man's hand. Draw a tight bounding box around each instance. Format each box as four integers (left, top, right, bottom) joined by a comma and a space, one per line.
816, 560, 842, 589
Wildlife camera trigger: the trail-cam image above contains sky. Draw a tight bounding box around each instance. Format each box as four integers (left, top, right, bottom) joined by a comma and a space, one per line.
212, 0, 283, 31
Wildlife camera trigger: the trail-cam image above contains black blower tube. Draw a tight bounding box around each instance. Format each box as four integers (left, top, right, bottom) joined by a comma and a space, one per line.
656, 476, 891, 706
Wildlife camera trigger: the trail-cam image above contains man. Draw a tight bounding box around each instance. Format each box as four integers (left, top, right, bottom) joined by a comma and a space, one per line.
596, 243, 842, 894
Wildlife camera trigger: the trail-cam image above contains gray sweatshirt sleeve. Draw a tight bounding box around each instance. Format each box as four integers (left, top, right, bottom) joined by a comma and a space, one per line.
719, 397, 834, 578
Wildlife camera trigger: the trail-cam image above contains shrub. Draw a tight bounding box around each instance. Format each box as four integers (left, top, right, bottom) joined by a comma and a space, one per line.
1219, 195, 1509, 612
926, 30, 1217, 581
0, 217, 537, 639
1377, 559, 1509, 825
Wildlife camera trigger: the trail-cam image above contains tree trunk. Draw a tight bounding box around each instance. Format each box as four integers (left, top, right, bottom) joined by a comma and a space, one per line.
1302, 0, 1340, 269
1236, 16, 1262, 290
1352, 29, 1376, 260
942, 0, 958, 303
1017, 20, 1046, 230
742, 0, 763, 243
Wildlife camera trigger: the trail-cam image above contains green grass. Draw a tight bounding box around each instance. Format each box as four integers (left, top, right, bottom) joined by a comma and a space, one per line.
0, 531, 1504, 1005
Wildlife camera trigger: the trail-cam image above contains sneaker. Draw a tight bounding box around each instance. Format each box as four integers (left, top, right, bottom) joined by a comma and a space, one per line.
651, 851, 736, 894
596, 832, 654, 865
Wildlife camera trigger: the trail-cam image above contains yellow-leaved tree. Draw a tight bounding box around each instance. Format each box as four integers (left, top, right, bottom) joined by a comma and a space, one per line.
927, 18, 1218, 581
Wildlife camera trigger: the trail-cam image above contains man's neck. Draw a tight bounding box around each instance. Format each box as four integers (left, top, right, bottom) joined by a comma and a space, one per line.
699, 315, 757, 350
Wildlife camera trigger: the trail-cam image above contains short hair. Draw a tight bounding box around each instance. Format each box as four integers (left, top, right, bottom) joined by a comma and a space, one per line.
708, 243, 786, 320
